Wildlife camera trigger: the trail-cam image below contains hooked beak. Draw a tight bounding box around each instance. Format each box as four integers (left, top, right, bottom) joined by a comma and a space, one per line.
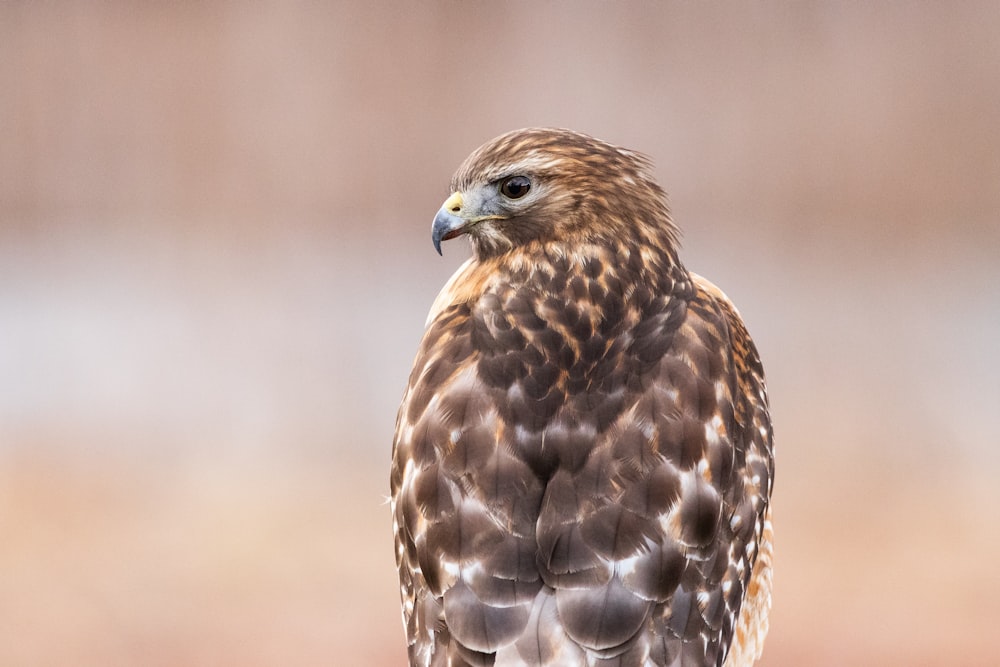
431, 191, 509, 255
431, 192, 467, 256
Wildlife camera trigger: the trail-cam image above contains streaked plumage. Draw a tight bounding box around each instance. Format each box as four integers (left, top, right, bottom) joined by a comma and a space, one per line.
391, 128, 774, 666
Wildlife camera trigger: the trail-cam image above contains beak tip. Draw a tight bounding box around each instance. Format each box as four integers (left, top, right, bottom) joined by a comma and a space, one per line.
431, 207, 464, 256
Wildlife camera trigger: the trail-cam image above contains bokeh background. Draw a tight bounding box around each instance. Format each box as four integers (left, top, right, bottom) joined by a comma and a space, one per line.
2, 3, 999, 665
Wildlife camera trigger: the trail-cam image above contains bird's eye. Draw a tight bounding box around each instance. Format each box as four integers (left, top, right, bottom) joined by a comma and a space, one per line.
499, 176, 531, 199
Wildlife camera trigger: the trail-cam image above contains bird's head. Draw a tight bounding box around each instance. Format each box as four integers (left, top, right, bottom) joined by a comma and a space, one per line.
431, 128, 679, 259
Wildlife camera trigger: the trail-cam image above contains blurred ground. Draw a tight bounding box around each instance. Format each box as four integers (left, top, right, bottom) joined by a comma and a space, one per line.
2, 3, 999, 665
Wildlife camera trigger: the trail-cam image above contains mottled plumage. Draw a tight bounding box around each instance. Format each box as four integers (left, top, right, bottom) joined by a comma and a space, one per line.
391, 128, 774, 666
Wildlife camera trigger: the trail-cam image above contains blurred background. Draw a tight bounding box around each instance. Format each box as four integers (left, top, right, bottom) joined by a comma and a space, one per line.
2, 3, 998, 665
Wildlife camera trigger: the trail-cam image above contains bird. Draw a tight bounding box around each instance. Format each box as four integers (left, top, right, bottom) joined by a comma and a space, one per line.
390, 128, 774, 667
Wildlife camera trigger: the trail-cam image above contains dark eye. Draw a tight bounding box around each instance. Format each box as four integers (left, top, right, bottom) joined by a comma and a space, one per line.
499, 175, 531, 199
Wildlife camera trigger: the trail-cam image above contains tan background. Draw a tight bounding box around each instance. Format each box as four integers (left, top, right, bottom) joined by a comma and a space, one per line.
2, 3, 999, 665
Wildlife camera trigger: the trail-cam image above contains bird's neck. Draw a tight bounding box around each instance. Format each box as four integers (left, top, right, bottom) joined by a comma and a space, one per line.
484, 238, 688, 300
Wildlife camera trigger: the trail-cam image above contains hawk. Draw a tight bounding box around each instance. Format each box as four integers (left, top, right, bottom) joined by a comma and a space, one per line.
391, 128, 774, 667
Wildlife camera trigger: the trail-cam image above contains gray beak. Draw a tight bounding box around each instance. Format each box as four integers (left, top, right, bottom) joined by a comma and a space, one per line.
431, 208, 467, 256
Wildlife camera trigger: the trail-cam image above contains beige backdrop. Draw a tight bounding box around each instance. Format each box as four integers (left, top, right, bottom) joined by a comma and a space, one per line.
2, 3, 999, 665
